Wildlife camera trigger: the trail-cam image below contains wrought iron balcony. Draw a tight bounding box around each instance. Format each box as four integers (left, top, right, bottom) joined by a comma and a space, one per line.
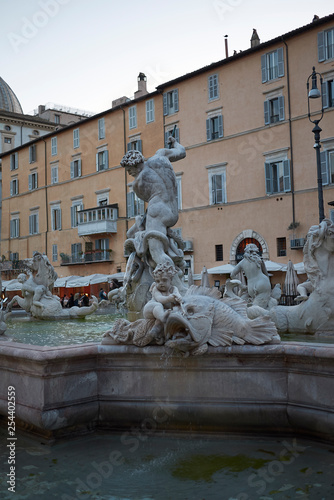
77, 205, 118, 236
60, 250, 113, 266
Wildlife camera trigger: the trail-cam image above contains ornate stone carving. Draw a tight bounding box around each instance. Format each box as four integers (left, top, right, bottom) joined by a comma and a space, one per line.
250, 219, 334, 333
6, 252, 98, 320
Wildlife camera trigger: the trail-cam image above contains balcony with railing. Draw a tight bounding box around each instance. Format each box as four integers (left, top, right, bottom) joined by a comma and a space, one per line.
77, 205, 118, 236
60, 249, 113, 266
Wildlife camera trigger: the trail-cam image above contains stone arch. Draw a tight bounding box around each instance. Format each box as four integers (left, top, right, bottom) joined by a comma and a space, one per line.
230, 229, 269, 265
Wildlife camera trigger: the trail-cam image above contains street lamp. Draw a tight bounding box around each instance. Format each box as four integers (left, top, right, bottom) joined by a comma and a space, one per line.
307, 66, 324, 223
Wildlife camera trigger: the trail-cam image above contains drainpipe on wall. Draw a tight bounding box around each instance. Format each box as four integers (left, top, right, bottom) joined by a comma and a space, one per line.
282, 36, 296, 227
120, 106, 128, 233
42, 139, 49, 254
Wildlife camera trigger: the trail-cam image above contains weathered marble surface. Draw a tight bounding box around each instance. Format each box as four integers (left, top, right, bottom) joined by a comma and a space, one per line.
250, 219, 334, 333
6, 252, 98, 320
0, 340, 334, 442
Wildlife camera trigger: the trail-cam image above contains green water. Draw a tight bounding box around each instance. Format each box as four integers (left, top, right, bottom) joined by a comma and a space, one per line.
0, 429, 333, 499
5, 313, 125, 346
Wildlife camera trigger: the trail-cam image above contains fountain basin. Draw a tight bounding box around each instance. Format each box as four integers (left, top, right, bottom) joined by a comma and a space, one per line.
0, 341, 333, 443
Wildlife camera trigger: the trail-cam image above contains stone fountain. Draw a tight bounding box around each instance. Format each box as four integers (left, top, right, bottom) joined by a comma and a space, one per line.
0, 137, 334, 445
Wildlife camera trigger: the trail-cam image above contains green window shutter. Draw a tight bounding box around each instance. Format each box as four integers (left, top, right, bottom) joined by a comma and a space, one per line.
265, 163, 272, 194
70, 161, 74, 178
264, 100, 270, 125
218, 115, 224, 138
173, 89, 179, 112
278, 96, 285, 121
206, 118, 211, 141
320, 151, 329, 185
137, 140, 143, 153
318, 31, 325, 62
277, 48, 284, 77
322, 81, 329, 109
28, 174, 32, 190
163, 93, 168, 115
261, 54, 267, 83
283, 160, 291, 192
127, 142, 131, 151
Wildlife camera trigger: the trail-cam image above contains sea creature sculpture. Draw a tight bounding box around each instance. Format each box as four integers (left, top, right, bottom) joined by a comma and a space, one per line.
102, 285, 280, 356
248, 219, 334, 333
7, 251, 98, 320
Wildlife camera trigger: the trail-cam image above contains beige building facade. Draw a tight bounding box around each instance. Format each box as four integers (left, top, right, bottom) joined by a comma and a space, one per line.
1, 14, 334, 286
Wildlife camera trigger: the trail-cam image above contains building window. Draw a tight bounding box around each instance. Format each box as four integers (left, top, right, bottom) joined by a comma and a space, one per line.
29, 212, 39, 235
322, 79, 334, 109
208, 74, 219, 101
5, 125, 11, 131
96, 150, 108, 171
176, 174, 182, 210
10, 178, 18, 196
127, 190, 145, 218
129, 106, 137, 129
320, 150, 334, 185
164, 126, 180, 147
51, 164, 58, 184
33, 130, 39, 136
146, 99, 155, 123
98, 118, 105, 139
127, 140, 142, 153
163, 89, 179, 116
52, 244, 58, 262
318, 28, 334, 62
208, 167, 227, 205
10, 218, 20, 239
73, 128, 80, 149
51, 205, 62, 231
29, 144, 37, 163
261, 48, 284, 83
10, 252, 19, 262
71, 243, 82, 263
277, 237, 287, 257
264, 96, 285, 124
4, 137, 12, 144
28, 172, 38, 191
54, 115, 60, 124
70, 159, 82, 178
95, 238, 110, 260
215, 244, 223, 261
51, 137, 57, 156
265, 159, 291, 194
206, 114, 223, 141
10, 152, 18, 170
71, 201, 83, 228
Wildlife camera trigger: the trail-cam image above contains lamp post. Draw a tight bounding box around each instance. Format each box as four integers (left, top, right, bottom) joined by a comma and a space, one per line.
307, 66, 324, 223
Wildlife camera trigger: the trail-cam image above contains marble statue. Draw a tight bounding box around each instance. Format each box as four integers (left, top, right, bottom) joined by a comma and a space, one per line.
102, 267, 280, 356
230, 244, 280, 309
7, 251, 98, 320
249, 219, 334, 334
118, 136, 187, 317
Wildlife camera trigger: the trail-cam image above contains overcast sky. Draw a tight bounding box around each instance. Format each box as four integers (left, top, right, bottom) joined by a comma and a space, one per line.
1, 0, 333, 115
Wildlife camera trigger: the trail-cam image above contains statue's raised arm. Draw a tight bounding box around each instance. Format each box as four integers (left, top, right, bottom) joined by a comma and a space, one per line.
154, 135, 186, 163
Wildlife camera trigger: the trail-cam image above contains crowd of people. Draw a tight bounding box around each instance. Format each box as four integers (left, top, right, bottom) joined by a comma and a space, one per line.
60, 279, 121, 308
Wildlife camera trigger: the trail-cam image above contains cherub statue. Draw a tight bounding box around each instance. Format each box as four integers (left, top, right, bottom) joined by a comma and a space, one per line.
143, 263, 182, 342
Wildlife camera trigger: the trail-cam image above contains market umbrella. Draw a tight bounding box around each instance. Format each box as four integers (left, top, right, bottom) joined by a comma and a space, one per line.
283, 260, 300, 296
207, 264, 235, 274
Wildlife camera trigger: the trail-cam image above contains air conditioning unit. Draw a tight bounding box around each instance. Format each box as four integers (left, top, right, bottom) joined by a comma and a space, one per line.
290, 238, 305, 249
183, 240, 193, 251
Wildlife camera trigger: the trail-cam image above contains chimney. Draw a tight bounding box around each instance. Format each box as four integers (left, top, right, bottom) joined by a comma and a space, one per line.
224, 35, 229, 58
250, 29, 260, 48
38, 105, 46, 114
134, 72, 148, 99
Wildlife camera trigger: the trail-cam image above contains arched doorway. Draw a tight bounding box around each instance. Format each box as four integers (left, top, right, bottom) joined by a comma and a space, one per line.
236, 238, 263, 263
229, 230, 269, 265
